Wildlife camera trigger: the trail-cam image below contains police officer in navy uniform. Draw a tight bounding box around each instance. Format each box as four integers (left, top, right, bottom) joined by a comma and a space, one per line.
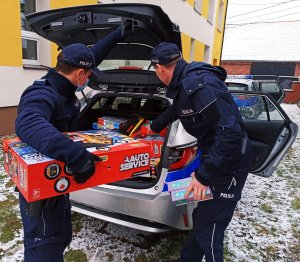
148, 42, 252, 262
15, 21, 133, 262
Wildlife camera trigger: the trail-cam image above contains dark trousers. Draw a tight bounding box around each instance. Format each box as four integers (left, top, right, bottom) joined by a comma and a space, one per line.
19, 193, 72, 262
180, 199, 237, 262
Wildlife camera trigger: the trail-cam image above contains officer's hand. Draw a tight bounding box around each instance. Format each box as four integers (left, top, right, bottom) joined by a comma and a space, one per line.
121, 18, 134, 37
73, 153, 96, 184
185, 172, 209, 201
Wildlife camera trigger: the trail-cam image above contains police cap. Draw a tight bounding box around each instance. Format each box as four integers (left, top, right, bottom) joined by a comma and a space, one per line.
58, 44, 102, 79
150, 42, 182, 66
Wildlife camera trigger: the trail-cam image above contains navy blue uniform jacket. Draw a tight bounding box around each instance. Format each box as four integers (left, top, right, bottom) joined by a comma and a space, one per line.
15, 28, 123, 174
151, 60, 252, 195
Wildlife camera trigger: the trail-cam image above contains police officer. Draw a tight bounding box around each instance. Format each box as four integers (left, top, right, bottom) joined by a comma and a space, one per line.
148, 42, 252, 262
15, 21, 134, 262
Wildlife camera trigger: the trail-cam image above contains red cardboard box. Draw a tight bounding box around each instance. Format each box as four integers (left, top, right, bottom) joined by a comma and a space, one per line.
140, 135, 164, 158
3, 130, 150, 202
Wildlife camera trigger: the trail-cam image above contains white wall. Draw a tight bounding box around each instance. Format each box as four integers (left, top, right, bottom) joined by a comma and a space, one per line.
0, 67, 47, 107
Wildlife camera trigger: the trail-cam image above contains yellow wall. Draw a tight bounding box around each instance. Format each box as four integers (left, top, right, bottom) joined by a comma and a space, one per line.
50, 0, 97, 66
181, 33, 191, 62
0, 1, 22, 66
201, 0, 209, 19
182, 0, 227, 64
194, 40, 205, 62
186, 0, 195, 7
212, 0, 227, 65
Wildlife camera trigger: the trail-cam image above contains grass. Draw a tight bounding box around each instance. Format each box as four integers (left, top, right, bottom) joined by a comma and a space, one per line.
291, 198, 300, 210
64, 249, 88, 262
149, 231, 188, 261
224, 244, 236, 262
291, 223, 300, 240
259, 203, 274, 214
0, 194, 22, 243
71, 212, 85, 234
260, 245, 281, 260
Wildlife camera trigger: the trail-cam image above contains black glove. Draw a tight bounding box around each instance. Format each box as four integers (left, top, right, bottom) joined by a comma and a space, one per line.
121, 18, 135, 37
73, 153, 96, 184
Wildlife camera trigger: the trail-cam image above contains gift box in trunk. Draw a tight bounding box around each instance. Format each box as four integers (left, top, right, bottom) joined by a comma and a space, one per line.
139, 135, 164, 158
97, 116, 130, 131
3, 130, 150, 202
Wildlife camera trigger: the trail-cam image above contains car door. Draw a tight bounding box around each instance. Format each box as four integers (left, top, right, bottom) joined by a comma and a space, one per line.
229, 91, 298, 177
256, 80, 285, 104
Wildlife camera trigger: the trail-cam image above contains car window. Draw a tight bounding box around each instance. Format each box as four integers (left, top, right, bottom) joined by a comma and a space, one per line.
260, 82, 281, 92
91, 97, 112, 110
112, 97, 136, 110
232, 94, 283, 120
251, 82, 260, 91
226, 83, 248, 91
100, 59, 151, 70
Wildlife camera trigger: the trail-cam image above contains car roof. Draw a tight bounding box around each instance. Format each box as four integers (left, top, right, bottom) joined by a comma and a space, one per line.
225, 78, 253, 85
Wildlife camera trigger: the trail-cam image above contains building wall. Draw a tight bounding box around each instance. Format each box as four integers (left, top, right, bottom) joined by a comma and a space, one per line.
220, 61, 252, 75
0, 107, 18, 136
295, 63, 300, 77
284, 82, 300, 104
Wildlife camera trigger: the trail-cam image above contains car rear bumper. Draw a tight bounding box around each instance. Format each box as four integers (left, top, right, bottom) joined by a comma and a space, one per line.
70, 187, 196, 232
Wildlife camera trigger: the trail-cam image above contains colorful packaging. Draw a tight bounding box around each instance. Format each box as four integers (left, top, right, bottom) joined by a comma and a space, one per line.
150, 158, 160, 178
167, 177, 213, 206
97, 116, 130, 131
3, 130, 150, 202
139, 135, 164, 158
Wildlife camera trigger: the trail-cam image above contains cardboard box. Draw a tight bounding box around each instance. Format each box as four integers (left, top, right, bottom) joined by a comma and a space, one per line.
167, 177, 213, 206
3, 130, 150, 202
140, 135, 164, 158
97, 116, 130, 131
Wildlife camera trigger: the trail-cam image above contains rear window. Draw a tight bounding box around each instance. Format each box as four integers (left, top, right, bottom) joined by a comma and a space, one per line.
100, 59, 151, 70
91, 96, 168, 114
226, 83, 248, 91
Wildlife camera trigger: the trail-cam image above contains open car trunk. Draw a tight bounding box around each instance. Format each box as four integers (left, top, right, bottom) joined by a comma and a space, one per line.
78, 89, 173, 189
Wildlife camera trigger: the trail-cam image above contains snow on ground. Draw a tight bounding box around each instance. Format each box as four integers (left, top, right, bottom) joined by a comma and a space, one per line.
0, 104, 299, 262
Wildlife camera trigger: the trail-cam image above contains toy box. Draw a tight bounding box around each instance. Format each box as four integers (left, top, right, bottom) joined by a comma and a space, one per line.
3, 130, 150, 202
96, 116, 130, 131
167, 177, 213, 206
140, 135, 164, 158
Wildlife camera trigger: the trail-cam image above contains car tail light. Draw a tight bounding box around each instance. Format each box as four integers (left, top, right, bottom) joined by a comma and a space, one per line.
168, 146, 198, 171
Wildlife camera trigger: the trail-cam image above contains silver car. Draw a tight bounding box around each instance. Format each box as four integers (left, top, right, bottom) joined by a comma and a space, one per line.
27, 4, 298, 232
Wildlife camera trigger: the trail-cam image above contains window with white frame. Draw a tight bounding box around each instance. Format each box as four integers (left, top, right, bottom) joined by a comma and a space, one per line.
190, 38, 195, 62
208, 0, 215, 24
204, 44, 210, 63
217, 0, 225, 31
194, 0, 202, 14
21, 0, 40, 65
